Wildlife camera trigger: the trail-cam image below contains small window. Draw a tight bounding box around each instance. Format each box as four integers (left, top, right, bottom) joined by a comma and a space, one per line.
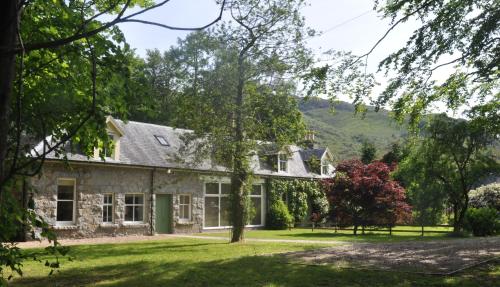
102, 194, 114, 223
321, 163, 329, 175
125, 194, 144, 222
179, 195, 191, 221
155, 135, 169, 146
57, 179, 75, 224
104, 133, 115, 158
278, 153, 288, 172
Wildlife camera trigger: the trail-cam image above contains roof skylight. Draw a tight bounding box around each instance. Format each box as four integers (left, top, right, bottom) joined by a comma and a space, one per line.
154, 135, 169, 146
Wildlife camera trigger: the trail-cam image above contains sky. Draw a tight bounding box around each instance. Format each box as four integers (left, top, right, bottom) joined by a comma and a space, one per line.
114, 0, 424, 104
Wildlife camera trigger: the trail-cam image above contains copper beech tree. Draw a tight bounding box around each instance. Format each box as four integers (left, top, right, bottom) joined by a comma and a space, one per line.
322, 159, 411, 235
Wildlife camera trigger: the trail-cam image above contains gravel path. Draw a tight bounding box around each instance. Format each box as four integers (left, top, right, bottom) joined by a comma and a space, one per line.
281, 236, 500, 275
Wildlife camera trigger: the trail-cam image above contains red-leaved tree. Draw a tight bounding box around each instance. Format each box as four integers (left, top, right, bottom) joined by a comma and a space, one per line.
322, 159, 411, 235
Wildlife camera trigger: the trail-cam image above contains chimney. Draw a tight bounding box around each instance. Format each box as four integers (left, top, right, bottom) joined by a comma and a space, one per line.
304, 130, 315, 149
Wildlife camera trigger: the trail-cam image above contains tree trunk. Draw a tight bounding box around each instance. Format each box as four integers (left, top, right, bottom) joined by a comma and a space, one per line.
0, 1, 19, 189
230, 53, 248, 243
353, 225, 358, 235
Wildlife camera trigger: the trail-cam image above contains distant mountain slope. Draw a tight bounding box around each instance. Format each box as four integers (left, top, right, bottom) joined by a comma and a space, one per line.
298, 98, 407, 161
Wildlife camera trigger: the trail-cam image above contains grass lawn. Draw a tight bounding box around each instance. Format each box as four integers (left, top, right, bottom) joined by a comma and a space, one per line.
7, 237, 498, 287
196, 226, 454, 243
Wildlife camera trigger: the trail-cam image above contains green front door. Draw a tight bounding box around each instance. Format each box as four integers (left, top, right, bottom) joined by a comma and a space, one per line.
155, 194, 173, 234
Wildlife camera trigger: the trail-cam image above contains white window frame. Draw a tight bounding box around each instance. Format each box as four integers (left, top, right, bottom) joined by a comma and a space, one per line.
102, 193, 114, 224
56, 178, 76, 226
247, 184, 264, 227
278, 153, 288, 173
178, 194, 192, 221
203, 179, 265, 229
320, 153, 332, 176
124, 193, 145, 223
103, 133, 115, 158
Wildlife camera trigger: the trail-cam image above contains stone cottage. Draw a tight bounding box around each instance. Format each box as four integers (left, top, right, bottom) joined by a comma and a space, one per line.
30, 117, 333, 238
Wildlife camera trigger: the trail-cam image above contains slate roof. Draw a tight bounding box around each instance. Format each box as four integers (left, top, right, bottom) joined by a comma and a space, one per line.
39, 119, 332, 179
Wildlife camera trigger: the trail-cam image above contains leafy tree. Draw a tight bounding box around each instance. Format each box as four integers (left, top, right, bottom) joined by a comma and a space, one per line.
323, 159, 411, 235
469, 183, 500, 211
168, 0, 313, 242
0, 0, 227, 280
369, 0, 500, 126
381, 142, 404, 166
399, 114, 499, 233
394, 141, 448, 228
360, 140, 377, 164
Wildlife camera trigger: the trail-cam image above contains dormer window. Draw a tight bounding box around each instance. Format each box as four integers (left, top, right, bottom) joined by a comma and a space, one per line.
321, 160, 329, 175
94, 116, 124, 161
154, 135, 169, 146
278, 153, 288, 172
104, 133, 115, 158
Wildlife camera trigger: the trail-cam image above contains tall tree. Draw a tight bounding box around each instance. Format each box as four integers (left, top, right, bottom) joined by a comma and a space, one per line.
0, 0, 226, 279
401, 114, 498, 233
360, 140, 377, 164
0, 0, 227, 190
172, 0, 313, 243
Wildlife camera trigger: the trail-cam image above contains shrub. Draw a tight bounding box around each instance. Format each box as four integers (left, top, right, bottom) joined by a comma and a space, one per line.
267, 200, 293, 230
464, 207, 500, 236
469, 183, 500, 211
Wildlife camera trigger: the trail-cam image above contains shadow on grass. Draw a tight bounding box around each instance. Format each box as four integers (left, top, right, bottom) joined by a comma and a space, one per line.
275, 231, 435, 242
12, 253, 498, 287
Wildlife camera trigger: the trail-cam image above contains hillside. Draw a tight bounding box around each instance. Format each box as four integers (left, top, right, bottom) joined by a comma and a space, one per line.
298, 98, 408, 161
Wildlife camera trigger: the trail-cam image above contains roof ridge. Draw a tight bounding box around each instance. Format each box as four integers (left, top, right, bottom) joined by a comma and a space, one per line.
115, 119, 194, 133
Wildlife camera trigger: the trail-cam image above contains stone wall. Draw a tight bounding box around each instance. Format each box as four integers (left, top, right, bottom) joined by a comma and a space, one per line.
30, 162, 205, 238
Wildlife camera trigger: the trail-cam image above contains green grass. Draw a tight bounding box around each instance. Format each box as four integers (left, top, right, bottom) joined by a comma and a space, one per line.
6, 237, 498, 286
197, 226, 454, 243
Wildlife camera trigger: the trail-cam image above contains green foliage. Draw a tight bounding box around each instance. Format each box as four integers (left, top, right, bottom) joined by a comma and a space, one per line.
395, 114, 499, 232
306, 155, 321, 174
0, 179, 70, 282
269, 179, 328, 225
469, 183, 500, 211
360, 140, 377, 164
464, 208, 500, 237
394, 142, 447, 226
372, 0, 500, 128
266, 200, 293, 230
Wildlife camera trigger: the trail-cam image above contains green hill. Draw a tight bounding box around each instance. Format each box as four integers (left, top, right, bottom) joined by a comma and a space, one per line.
298, 98, 408, 162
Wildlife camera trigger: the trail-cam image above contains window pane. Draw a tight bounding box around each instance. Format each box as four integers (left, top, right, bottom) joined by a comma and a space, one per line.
249, 197, 262, 225
135, 195, 144, 205
103, 194, 112, 204
103, 206, 113, 222
125, 206, 134, 221
125, 195, 134, 204
134, 206, 143, 221
57, 185, 74, 200
180, 195, 189, 204
57, 201, 73, 221
206, 183, 219, 194
180, 205, 189, 219
220, 196, 230, 226
251, 185, 262, 195
221, 183, 231, 194
204, 197, 219, 227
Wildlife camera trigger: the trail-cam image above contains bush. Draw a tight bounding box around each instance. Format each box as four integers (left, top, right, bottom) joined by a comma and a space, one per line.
267, 200, 293, 230
464, 207, 500, 236
469, 183, 500, 211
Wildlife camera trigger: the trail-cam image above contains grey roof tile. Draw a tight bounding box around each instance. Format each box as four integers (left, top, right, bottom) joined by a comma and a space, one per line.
41, 119, 330, 179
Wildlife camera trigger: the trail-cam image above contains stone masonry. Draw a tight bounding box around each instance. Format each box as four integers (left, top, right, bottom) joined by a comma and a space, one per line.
30, 162, 205, 239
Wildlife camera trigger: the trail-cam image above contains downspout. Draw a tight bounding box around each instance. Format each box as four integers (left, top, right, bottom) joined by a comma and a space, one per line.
150, 168, 156, 235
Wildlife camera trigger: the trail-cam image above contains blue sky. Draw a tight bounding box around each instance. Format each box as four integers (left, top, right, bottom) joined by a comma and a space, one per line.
117, 0, 416, 69
115, 0, 429, 104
